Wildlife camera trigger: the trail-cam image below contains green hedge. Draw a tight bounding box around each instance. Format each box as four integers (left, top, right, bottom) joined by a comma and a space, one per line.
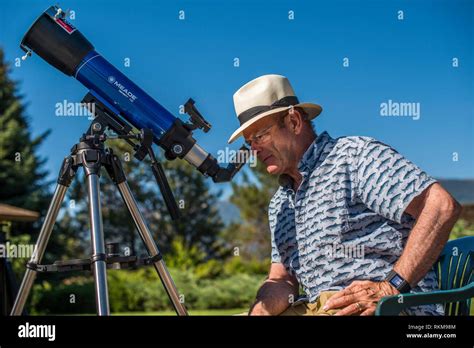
29, 268, 265, 314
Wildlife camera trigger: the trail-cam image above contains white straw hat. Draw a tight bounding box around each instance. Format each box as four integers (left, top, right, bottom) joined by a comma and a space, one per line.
228, 74, 322, 143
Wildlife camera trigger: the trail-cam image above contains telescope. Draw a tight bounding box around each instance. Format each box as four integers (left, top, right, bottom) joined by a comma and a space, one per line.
11, 5, 249, 317
20, 5, 248, 183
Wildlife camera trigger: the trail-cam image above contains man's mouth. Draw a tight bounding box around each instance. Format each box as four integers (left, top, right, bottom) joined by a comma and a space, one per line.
262, 155, 272, 163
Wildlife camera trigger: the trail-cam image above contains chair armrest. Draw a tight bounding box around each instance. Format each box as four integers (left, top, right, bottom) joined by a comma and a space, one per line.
375, 282, 474, 316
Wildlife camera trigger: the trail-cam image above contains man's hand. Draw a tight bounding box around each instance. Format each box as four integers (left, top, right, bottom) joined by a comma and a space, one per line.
323, 280, 399, 316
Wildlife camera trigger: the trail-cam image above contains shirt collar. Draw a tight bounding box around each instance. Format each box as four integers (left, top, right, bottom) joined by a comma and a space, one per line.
278, 131, 332, 189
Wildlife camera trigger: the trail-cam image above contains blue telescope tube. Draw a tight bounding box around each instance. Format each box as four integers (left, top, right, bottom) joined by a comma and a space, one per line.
75, 50, 176, 143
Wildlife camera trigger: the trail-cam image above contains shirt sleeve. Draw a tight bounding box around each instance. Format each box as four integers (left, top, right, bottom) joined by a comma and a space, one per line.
355, 139, 437, 224
268, 195, 282, 263
270, 230, 282, 263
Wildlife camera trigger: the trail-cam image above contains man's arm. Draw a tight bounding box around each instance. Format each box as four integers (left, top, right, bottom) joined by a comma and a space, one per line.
324, 183, 462, 315
394, 182, 462, 286
249, 262, 299, 316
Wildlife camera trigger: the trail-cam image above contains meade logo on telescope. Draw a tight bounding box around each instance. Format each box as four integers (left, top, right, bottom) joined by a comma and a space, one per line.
108, 75, 138, 103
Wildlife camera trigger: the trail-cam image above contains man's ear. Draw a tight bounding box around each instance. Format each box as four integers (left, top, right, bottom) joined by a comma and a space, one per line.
288, 108, 303, 134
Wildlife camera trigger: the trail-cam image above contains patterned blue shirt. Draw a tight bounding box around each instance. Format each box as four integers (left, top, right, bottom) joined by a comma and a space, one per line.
269, 131, 443, 315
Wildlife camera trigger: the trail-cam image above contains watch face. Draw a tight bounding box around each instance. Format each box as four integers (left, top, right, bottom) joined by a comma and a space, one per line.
391, 275, 404, 287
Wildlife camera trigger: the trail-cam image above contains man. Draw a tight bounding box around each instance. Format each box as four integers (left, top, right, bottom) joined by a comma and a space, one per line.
228, 74, 462, 316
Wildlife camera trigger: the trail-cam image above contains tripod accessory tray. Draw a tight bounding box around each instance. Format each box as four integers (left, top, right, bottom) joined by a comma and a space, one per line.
26, 245, 163, 273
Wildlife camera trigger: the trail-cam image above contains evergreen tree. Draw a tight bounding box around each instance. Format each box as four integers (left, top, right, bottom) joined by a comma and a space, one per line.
0, 49, 104, 267
0, 47, 57, 279
0, 48, 51, 213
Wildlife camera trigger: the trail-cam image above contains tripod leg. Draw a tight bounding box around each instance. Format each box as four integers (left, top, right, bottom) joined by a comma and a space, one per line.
118, 181, 188, 315
86, 173, 110, 315
105, 151, 187, 315
10, 184, 69, 315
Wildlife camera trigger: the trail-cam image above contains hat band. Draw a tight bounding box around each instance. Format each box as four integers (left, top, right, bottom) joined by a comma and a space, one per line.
237, 96, 299, 126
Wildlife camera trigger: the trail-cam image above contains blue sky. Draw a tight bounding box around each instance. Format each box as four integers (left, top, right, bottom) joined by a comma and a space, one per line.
1, 0, 473, 199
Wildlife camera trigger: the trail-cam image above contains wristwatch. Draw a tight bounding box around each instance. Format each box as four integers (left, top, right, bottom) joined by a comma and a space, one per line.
385, 270, 411, 293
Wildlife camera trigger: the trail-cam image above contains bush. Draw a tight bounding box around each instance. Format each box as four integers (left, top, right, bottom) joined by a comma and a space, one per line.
107, 268, 171, 312
29, 267, 265, 314
194, 259, 224, 279
450, 219, 474, 240
222, 257, 270, 276
29, 277, 95, 315
194, 273, 264, 309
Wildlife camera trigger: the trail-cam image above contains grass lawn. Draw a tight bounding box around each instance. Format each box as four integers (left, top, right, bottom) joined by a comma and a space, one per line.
62, 302, 474, 315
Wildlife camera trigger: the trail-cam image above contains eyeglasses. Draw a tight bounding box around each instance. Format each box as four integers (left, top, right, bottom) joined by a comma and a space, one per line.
244, 124, 276, 147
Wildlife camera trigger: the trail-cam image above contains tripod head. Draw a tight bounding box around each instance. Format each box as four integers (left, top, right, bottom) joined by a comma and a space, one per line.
77, 93, 181, 220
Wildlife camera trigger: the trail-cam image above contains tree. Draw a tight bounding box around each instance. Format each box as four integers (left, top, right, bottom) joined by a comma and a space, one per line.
224, 162, 279, 261
0, 47, 58, 280
0, 48, 51, 214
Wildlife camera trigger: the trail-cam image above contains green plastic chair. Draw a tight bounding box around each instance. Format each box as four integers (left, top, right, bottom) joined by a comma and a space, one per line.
376, 236, 474, 316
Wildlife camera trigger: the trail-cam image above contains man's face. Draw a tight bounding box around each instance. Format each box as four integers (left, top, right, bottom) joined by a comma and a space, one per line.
243, 111, 298, 175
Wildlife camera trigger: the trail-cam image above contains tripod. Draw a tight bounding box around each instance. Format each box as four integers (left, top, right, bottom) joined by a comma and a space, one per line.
11, 95, 187, 316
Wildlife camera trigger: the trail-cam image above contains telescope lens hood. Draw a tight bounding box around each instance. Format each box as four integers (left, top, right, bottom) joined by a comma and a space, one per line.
20, 6, 94, 76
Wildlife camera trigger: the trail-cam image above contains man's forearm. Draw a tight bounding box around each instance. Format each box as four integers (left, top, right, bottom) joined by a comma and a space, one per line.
249, 278, 298, 315
395, 195, 462, 287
